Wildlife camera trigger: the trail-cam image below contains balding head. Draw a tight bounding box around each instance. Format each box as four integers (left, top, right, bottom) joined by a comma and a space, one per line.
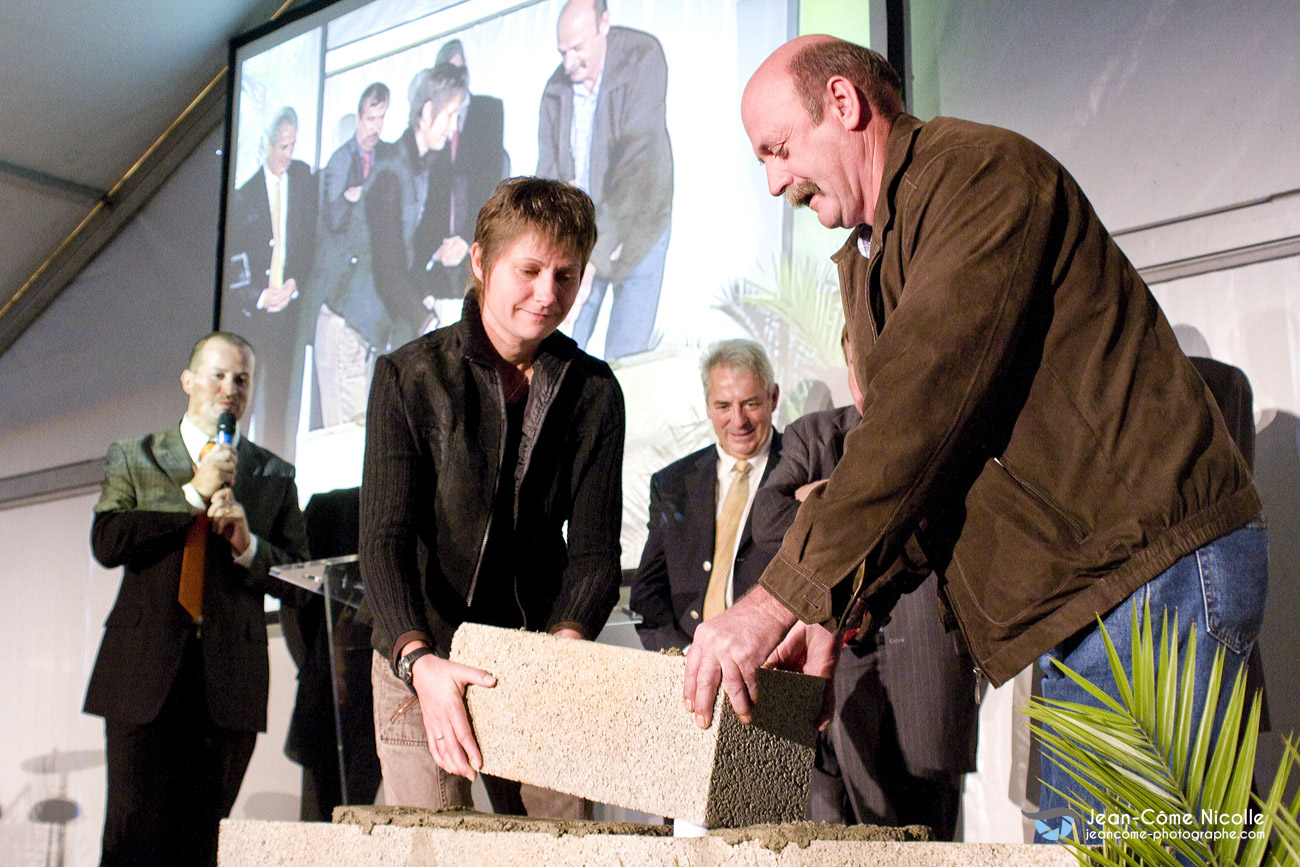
557, 0, 610, 89
742, 36, 897, 229
743, 35, 901, 128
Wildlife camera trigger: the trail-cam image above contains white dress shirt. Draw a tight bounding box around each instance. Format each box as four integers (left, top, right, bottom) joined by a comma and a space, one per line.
570, 75, 602, 193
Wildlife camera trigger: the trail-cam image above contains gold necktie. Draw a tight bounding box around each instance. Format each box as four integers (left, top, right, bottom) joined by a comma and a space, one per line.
703, 459, 752, 621
178, 440, 215, 620
269, 173, 285, 291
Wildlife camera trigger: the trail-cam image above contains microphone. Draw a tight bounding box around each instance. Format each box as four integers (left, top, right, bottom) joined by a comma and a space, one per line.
216, 411, 237, 445
214, 411, 237, 492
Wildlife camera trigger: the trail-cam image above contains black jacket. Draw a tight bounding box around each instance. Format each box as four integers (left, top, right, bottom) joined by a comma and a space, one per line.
361, 296, 626, 662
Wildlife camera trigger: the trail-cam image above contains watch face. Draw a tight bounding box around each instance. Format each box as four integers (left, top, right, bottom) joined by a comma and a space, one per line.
399, 648, 426, 683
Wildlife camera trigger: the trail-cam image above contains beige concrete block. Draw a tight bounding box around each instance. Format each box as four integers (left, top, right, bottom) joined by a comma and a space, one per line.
449, 623, 824, 827
220, 814, 1080, 866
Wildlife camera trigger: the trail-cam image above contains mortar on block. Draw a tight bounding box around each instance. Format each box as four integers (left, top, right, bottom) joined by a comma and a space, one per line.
449, 623, 824, 827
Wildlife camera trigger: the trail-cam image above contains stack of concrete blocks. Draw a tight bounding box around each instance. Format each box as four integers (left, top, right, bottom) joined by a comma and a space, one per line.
220, 815, 1081, 866
449, 623, 825, 827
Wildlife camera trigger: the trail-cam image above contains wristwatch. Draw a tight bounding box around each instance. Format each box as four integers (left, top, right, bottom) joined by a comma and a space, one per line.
396, 646, 435, 686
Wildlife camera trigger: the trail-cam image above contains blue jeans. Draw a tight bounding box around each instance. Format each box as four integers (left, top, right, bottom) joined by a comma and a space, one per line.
1035, 517, 1268, 846
571, 227, 670, 359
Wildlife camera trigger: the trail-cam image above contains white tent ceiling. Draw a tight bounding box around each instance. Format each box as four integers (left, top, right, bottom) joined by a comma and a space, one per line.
0, 0, 291, 357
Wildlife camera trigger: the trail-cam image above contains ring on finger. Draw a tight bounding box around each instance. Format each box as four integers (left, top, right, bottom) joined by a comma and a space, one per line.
435, 733, 444, 741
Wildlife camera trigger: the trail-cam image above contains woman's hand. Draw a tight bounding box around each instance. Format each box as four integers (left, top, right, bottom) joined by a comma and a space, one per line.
408, 650, 497, 780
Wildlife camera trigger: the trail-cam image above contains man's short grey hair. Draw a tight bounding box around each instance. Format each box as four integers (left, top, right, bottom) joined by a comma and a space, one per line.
263, 106, 298, 148
700, 339, 776, 396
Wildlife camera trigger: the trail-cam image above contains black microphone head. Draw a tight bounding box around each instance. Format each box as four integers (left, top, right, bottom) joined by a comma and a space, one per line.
216, 411, 237, 444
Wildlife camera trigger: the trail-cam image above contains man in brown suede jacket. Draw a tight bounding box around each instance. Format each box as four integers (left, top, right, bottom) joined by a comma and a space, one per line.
684, 36, 1267, 842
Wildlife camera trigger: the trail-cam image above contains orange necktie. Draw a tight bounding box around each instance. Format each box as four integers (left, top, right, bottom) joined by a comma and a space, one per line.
178, 441, 215, 620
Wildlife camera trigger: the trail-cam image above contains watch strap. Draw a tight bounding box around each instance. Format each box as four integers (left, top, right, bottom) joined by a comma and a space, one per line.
398, 646, 436, 685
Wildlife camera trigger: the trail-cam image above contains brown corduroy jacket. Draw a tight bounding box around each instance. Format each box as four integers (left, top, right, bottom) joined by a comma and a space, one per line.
760, 114, 1260, 686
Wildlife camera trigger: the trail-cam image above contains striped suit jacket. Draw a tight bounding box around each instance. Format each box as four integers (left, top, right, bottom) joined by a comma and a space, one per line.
83, 425, 308, 732
752, 406, 978, 775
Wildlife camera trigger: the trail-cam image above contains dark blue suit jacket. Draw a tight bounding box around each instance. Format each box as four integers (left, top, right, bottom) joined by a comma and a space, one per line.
631, 433, 781, 651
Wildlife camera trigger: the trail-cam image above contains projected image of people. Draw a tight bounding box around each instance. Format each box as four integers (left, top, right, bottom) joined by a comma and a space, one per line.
418, 39, 507, 329
227, 107, 318, 458
366, 64, 467, 349
538, 0, 673, 361
313, 82, 393, 428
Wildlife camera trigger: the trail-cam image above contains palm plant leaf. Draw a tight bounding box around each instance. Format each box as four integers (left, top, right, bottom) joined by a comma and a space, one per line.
1241, 735, 1296, 865
713, 256, 846, 421
1021, 597, 1299, 866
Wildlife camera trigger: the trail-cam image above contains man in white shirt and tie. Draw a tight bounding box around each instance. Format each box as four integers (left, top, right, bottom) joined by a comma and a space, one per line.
228, 106, 318, 457
631, 339, 782, 652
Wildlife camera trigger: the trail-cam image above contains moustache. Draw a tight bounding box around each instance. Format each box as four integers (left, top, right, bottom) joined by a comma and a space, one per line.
785, 180, 821, 209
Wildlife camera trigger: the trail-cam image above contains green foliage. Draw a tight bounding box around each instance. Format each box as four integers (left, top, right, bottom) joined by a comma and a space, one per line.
714, 256, 845, 424
1022, 601, 1300, 866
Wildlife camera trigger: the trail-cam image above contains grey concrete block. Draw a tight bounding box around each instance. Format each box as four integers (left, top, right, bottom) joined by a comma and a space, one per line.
448, 623, 824, 827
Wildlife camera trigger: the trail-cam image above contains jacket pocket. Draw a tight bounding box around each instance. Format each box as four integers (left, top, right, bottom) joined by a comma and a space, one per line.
993, 457, 1087, 544
951, 457, 1095, 629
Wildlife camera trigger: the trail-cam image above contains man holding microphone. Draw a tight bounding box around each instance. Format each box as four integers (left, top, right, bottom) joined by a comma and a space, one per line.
83, 331, 309, 866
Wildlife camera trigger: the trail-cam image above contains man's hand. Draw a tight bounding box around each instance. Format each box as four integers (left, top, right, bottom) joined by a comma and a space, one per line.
765, 621, 840, 730
682, 585, 797, 728
208, 487, 251, 554
191, 444, 237, 500
343, 185, 362, 203
407, 648, 497, 780
434, 236, 469, 267
262, 277, 297, 313
794, 479, 828, 502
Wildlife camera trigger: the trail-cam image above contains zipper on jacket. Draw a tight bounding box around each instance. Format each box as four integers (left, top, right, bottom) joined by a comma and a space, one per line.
506, 356, 571, 628
466, 364, 509, 618
992, 457, 1088, 542
939, 555, 991, 695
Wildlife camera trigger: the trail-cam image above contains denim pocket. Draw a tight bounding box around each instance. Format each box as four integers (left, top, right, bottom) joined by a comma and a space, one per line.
1194, 518, 1268, 656
371, 651, 428, 748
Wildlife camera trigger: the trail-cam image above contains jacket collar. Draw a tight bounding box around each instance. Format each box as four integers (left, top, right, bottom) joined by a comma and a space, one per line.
397, 127, 433, 170
833, 112, 926, 269
872, 113, 924, 241
457, 293, 578, 470
155, 426, 197, 491
457, 293, 579, 375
